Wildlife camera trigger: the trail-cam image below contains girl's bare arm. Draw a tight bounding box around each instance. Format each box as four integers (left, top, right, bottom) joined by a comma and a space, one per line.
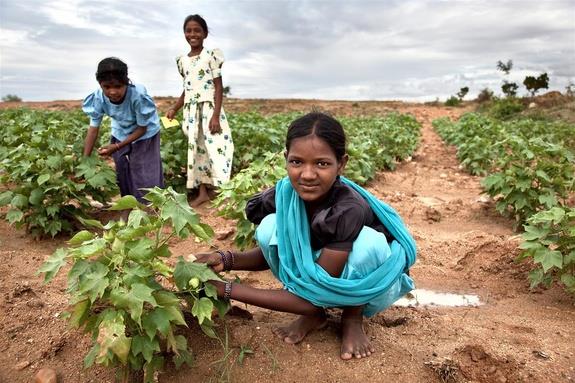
212, 280, 324, 316
83, 126, 100, 156
167, 91, 185, 119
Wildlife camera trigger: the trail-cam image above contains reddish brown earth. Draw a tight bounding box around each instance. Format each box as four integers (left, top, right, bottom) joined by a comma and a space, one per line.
0, 99, 573, 383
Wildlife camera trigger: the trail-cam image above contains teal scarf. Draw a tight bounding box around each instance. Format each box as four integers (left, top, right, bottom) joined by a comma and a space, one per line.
273, 176, 416, 314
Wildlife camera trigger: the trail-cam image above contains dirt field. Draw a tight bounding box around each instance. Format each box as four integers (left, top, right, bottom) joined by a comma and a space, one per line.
0, 99, 573, 383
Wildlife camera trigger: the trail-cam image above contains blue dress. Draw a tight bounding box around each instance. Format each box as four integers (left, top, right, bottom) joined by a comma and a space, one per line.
246, 177, 416, 317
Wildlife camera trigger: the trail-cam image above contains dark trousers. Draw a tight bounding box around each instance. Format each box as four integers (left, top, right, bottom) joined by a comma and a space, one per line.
111, 133, 164, 203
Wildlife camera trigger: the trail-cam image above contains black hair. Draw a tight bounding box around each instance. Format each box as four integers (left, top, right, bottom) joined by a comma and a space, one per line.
95, 57, 129, 85
286, 112, 347, 161
183, 14, 209, 35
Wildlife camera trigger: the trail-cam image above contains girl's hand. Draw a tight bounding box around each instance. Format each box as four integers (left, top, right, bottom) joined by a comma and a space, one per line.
209, 115, 222, 134
195, 252, 224, 272
97, 144, 119, 157
166, 108, 177, 120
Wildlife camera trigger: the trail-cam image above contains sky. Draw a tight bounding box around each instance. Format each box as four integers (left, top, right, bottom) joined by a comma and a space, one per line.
0, 0, 574, 102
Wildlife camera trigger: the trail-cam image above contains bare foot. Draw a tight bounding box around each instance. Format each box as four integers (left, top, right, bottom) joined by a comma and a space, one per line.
190, 194, 210, 208
190, 184, 210, 208
340, 312, 374, 360
272, 314, 327, 344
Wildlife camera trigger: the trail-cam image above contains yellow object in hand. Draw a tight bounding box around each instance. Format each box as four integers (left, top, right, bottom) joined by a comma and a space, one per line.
160, 116, 180, 128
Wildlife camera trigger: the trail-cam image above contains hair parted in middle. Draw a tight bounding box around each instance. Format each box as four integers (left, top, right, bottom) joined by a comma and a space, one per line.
286, 111, 347, 161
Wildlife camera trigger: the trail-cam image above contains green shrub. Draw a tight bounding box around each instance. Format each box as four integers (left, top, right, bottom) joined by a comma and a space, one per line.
38, 188, 224, 381
519, 206, 575, 295
445, 96, 461, 107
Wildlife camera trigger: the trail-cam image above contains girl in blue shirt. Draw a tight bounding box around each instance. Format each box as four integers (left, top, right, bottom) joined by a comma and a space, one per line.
82, 57, 164, 204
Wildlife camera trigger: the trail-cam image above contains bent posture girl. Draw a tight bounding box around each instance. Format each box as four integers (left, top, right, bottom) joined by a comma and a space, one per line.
197, 112, 416, 360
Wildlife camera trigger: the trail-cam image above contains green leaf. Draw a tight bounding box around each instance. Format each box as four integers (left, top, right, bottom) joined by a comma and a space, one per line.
565, 251, 575, 265
68, 230, 95, 246
192, 223, 214, 241
109, 195, 143, 211
84, 343, 100, 368
0, 191, 13, 206
172, 335, 193, 368
528, 269, 544, 289
173, 349, 194, 369
77, 238, 108, 257
11, 194, 28, 209
153, 290, 180, 307
142, 308, 172, 339
535, 169, 551, 182
518, 240, 543, 250
128, 283, 158, 324
37, 173, 50, 185
87, 172, 112, 188
213, 298, 230, 319
534, 249, 563, 272
161, 196, 199, 235
164, 305, 186, 326
69, 299, 91, 328
522, 225, 548, 241
481, 174, 503, 190
173, 257, 220, 290
200, 323, 217, 339
77, 262, 109, 303
96, 314, 131, 365
560, 273, 575, 289
77, 215, 104, 229
538, 193, 557, 208
37, 248, 68, 283
6, 208, 24, 224
132, 335, 160, 364
67, 259, 91, 292
191, 297, 214, 325
204, 283, 218, 298
122, 264, 153, 285
111, 283, 158, 326
143, 356, 165, 383
29, 188, 44, 205
126, 238, 154, 261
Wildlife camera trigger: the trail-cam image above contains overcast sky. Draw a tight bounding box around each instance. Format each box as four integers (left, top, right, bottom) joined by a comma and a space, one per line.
1, 0, 574, 102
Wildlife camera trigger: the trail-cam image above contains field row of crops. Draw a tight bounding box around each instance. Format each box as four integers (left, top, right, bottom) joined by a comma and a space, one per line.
432, 112, 575, 293
0, 108, 421, 243
0, 107, 421, 379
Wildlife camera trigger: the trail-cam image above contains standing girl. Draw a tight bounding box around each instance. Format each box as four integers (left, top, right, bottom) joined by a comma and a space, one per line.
196, 112, 416, 360
167, 14, 233, 207
83, 57, 164, 204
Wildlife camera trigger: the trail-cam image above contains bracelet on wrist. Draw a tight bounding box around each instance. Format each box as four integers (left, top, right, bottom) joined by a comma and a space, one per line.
115, 143, 121, 151
223, 281, 232, 300
216, 250, 234, 271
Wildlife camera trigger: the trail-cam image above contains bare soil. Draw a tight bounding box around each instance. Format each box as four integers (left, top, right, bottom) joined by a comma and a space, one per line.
0, 98, 573, 383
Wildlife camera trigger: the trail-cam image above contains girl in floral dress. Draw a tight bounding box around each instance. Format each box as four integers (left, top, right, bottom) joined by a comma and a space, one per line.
167, 14, 233, 207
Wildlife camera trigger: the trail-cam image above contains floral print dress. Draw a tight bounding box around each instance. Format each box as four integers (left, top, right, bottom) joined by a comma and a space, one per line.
176, 48, 233, 189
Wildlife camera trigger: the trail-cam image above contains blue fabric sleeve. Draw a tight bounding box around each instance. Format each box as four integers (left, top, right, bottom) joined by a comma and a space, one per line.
134, 88, 158, 128
82, 91, 104, 127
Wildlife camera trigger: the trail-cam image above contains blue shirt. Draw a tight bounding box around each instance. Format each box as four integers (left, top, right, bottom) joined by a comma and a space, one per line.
82, 84, 160, 142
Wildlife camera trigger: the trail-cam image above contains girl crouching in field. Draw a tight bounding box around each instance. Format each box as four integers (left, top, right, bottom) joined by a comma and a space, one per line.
82, 57, 164, 204
196, 112, 416, 360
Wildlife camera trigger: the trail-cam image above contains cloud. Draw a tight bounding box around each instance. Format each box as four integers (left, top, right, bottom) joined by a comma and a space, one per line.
1, 0, 573, 101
